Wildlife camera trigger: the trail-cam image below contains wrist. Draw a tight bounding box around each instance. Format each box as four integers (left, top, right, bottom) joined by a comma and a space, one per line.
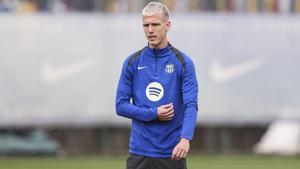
150, 107, 158, 120
180, 138, 190, 143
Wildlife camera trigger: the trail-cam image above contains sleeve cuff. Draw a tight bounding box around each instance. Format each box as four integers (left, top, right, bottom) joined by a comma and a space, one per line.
149, 107, 158, 120
180, 135, 193, 141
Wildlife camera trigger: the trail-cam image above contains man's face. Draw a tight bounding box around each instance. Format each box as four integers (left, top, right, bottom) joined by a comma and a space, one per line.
143, 14, 170, 48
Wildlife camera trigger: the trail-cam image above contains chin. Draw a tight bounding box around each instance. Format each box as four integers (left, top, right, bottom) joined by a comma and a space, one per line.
149, 42, 158, 47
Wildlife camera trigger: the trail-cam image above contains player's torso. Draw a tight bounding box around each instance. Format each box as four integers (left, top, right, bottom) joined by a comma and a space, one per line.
132, 52, 183, 108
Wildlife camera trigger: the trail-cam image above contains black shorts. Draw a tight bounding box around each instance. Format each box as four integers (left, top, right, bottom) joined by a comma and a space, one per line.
126, 154, 187, 169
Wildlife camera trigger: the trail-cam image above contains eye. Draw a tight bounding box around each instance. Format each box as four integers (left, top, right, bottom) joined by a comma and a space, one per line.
151, 23, 160, 27
143, 24, 149, 27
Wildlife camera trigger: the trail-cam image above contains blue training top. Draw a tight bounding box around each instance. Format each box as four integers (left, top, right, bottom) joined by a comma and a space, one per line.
115, 44, 198, 157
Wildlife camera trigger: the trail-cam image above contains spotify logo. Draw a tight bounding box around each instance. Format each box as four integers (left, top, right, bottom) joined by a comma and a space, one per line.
146, 82, 164, 102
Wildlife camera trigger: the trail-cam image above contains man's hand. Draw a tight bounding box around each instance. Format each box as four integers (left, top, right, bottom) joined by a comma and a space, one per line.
171, 138, 190, 160
157, 103, 174, 121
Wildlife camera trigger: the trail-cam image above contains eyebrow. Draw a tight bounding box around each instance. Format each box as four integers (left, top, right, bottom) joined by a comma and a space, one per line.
143, 23, 161, 27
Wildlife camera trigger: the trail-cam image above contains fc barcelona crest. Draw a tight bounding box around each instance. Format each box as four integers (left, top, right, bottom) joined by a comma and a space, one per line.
166, 64, 174, 73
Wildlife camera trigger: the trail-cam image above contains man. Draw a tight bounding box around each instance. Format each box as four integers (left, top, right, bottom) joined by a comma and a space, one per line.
115, 2, 198, 169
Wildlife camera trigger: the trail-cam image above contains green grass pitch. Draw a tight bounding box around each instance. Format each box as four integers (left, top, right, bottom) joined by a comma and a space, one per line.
1, 154, 299, 169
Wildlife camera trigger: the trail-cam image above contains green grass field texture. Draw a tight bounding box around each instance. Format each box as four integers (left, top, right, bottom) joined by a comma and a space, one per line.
1, 154, 299, 169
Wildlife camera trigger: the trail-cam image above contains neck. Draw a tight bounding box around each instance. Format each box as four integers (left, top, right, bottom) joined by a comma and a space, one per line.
149, 39, 168, 49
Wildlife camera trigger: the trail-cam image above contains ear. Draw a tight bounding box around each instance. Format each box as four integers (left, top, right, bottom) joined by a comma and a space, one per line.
165, 20, 171, 31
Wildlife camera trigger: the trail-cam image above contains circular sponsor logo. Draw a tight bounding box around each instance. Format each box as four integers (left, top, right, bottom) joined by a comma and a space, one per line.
146, 82, 164, 102
166, 64, 174, 73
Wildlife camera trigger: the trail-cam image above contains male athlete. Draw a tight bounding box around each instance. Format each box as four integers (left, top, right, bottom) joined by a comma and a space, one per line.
115, 2, 198, 169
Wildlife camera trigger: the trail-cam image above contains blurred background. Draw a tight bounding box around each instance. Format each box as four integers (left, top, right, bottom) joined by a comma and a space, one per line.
0, 0, 300, 168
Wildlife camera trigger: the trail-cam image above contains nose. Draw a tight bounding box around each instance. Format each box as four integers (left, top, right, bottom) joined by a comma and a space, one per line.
148, 25, 154, 33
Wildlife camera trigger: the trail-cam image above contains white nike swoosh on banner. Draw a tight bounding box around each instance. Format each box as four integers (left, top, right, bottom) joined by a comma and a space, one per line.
210, 57, 265, 83
40, 58, 96, 84
138, 66, 147, 70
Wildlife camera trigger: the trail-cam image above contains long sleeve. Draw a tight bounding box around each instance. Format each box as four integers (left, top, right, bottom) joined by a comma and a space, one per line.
180, 56, 198, 140
115, 57, 158, 122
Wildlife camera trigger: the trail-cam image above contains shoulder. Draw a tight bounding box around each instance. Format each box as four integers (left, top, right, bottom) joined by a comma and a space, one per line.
174, 49, 195, 69
169, 45, 194, 65
124, 47, 146, 66
123, 48, 145, 67
176, 51, 197, 77
180, 51, 194, 64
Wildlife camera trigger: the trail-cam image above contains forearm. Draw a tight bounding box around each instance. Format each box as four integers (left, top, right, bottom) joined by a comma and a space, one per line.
180, 105, 197, 140
180, 56, 198, 140
116, 100, 157, 121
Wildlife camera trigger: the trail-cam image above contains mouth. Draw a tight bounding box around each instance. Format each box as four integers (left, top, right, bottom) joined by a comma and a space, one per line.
148, 35, 157, 41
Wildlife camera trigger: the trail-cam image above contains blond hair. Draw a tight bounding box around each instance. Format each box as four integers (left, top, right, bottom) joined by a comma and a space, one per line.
142, 2, 170, 20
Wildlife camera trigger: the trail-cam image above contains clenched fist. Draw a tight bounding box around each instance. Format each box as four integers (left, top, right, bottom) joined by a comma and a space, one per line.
157, 103, 174, 121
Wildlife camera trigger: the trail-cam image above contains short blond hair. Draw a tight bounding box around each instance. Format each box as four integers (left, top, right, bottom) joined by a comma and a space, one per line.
142, 2, 170, 20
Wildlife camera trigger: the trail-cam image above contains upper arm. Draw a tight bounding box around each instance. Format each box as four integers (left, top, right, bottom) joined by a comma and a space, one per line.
181, 55, 198, 108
